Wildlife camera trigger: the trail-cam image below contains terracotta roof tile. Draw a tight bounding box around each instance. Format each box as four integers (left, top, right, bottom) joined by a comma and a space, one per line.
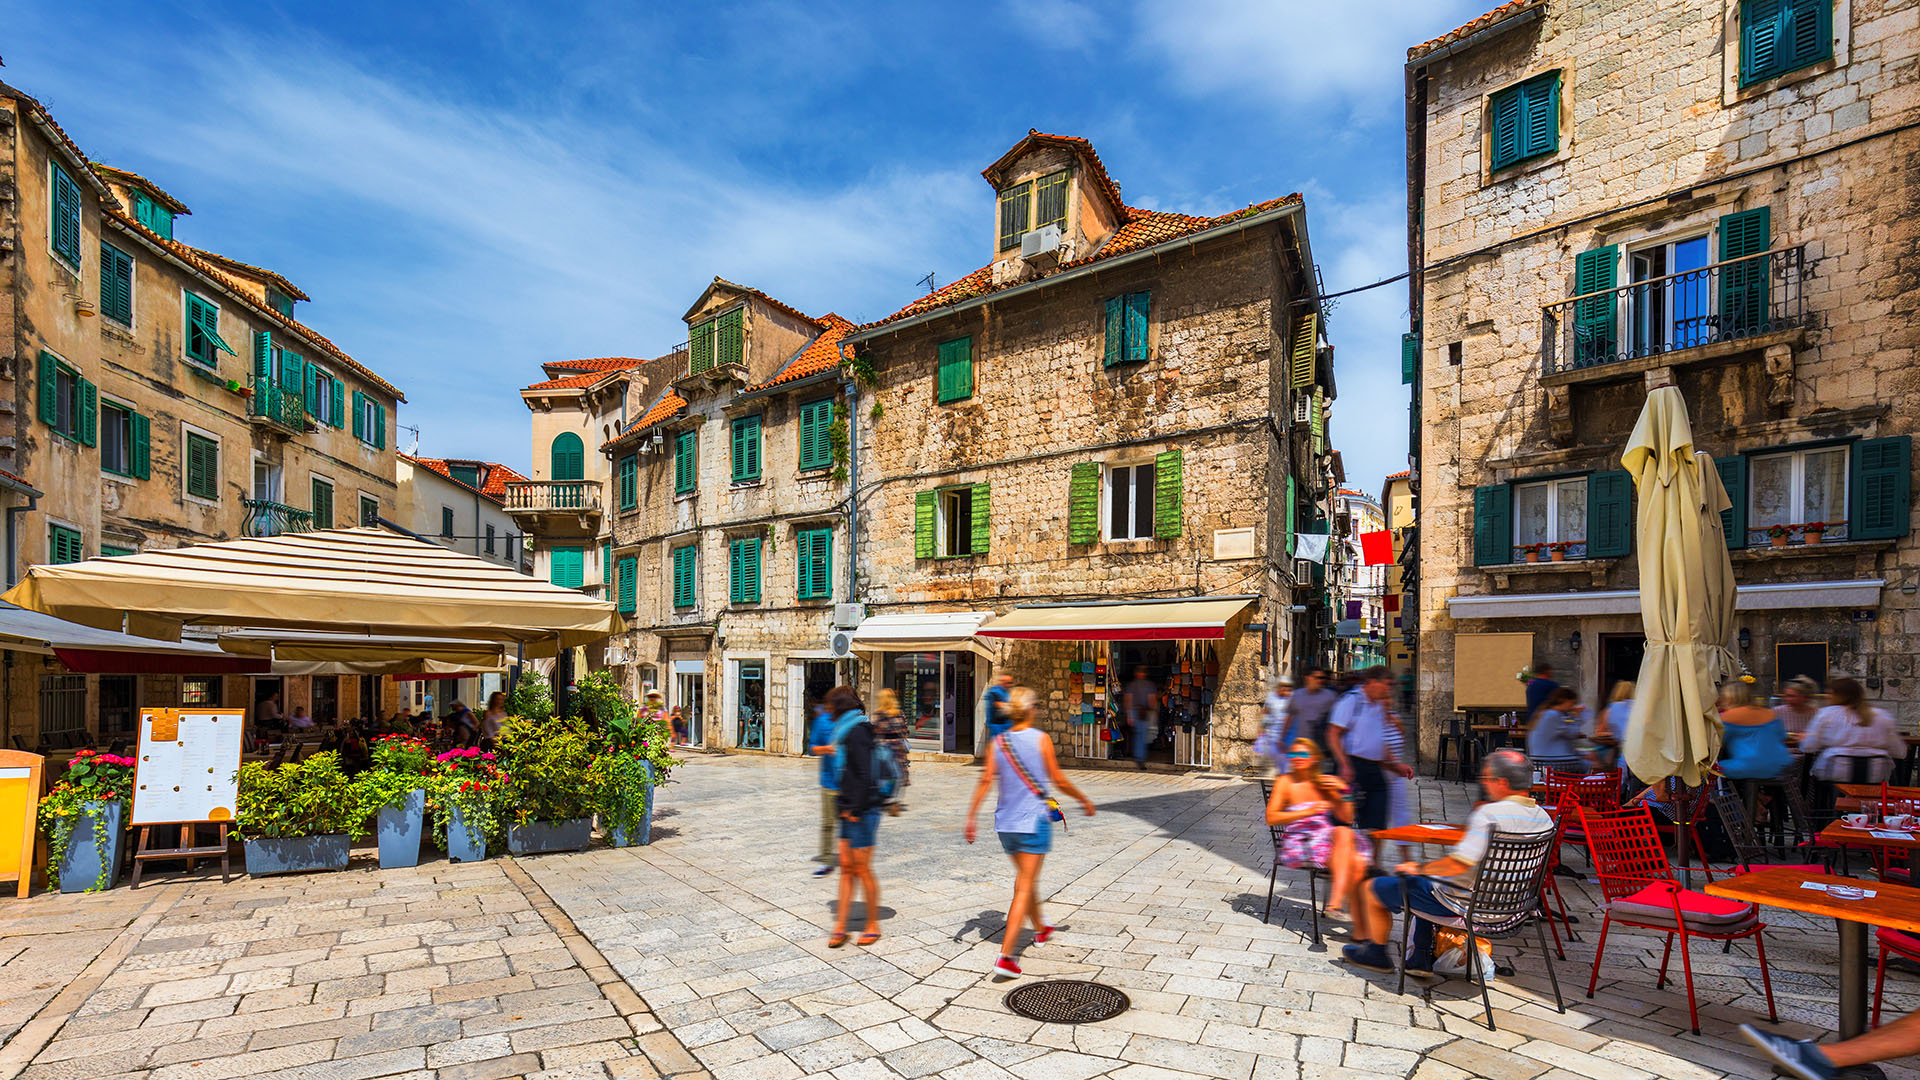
1386, 470, 1412, 481
522, 372, 605, 391
91, 164, 191, 214
984, 131, 1127, 220
1407, 0, 1545, 62
686, 278, 819, 328
2, 82, 119, 205
602, 389, 688, 452
399, 454, 528, 502
181, 246, 309, 301
749, 314, 855, 392
545, 356, 653, 372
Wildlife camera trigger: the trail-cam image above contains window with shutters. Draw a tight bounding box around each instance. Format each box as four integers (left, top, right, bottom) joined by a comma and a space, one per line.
361, 495, 381, 528
485, 523, 497, 555
100, 545, 135, 558
184, 431, 220, 501
49, 162, 82, 271
1473, 471, 1631, 565
1105, 463, 1157, 541
550, 432, 585, 481
936, 336, 973, 404
265, 288, 294, 317
936, 487, 981, 558
550, 545, 585, 590
617, 455, 638, 511
729, 537, 762, 605
672, 545, 697, 609
998, 181, 1033, 251
357, 395, 385, 448
674, 430, 697, 495
1034, 171, 1069, 234
1741, 0, 1833, 85
731, 414, 762, 484
100, 242, 135, 325
1747, 444, 1850, 544
47, 525, 83, 566
38, 354, 94, 445
796, 528, 832, 600
688, 307, 744, 374
1488, 70, 1561, 173
1627, 234, 1714, 356
798, 398, 834, 471
617, 556, 637, 614
1512, 477, 1587, 557
308, 367, 341, 427
311, 476, 335, 529
441, 506, 455, 538
1103, 292, 1151, 366
182, 291, 234, 367
100, 401, 134, 476
133, 191, 174, 240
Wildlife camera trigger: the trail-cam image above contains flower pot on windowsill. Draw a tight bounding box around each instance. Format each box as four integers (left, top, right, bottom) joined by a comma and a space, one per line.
1549, 549, 1567, 562
1523, 551, 1541, 563
1770, 534, 1790, 548
1803, 528, 1825, 545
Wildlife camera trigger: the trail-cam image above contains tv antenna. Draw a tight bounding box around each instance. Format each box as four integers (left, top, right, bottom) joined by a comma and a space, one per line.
917, 271, 937, 294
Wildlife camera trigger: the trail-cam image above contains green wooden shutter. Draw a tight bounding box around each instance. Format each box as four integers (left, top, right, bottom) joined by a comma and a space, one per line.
937, 337, 972, 403
281, 349, 305, 398
673, 546, 695, 608
1719, 207, 1772, 338
1586, 470, 1633, 558
50, 164, 81, 268
48, 525, 81, 565
1742, 0, 1785, 82
797, 528, 830, 599
1309, 388, 1327, 457
552, 432, 585, 481
1285, 474, 1297, 558
618, 455, 637, 510
330, 379, 345, 428
1401, 333, 1418, 385
1289, 313, 1317, 389
1852, 436, 1912, 540
717, 308, 744, 367
1521, 73, 1560, 160
675, 430, 696, 494
374, 403, 386, 449
1067, 463, 1100, 544
1153, 450, 1183, 539
1490, 84, 1523, 171
689, 320, 715, 374
100, 243, 133, 324
1572, 246, 1619, 365
602, 541, 612, 586
914, 491, 936, 558
970, 483, 991, 555
352, 391, 366, 440
617, 556, 637, 615
730, 539, 744, 603
1716, 456, 1749, 547
1472, 484, 1512, 566
252, 332, 272, 383
1124, 292, 1150, 363
78, 378, 97, 447
549, 546, 584, 589
186, 433, 218, 500
1103, 296, 1124, 367
732, 415, 761, 483
799, 399, 833, 470
130, 412, 150, 480
1784, 0, 1832, 70
38, 352, 58, 426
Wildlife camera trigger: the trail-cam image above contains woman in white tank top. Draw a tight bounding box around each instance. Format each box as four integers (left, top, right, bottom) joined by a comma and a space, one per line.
964, 686, 1096, 978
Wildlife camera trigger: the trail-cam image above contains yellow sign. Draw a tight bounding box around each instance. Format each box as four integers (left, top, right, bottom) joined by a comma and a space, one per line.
0, 750, 46, 899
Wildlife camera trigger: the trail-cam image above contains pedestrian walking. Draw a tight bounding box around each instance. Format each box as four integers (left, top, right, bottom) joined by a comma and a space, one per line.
806, 701, 839, 877
824, 686, 884, 947
1124, 667, 1160, 769
873, 688, 911, 813
1254, 675, 1294, 771
1326, 666, 1411, 832
964, 687, 1094, 977
1525, 658, 1560, 719
1288, 668, 1338, 754
982, 672, 1015, 743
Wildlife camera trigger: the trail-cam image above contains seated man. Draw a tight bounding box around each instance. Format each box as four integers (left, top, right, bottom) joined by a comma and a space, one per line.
1341, 748, 1554, 975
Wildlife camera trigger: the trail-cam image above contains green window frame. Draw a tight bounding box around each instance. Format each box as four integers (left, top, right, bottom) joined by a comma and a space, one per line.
99, 241, 134, 325
796, 528, 832, 601
672, 545, 697, 609
184, 431, 219, 501
731, 414, 762, 484
674, 430, 697, 494
729, 537, 762, 605
182, 290, 235, 367
99, 545, 135, 558
549, 545, 584, 590
36, 352, 95, 446
49, 162, 82, 270
311, 477, 334, 530
1034, 170, 1069, 233
1489, 70, 1561, 172
550, 432, 585, 481
616, 555, 637, 615
133, 190, 174, 240
618, 454, 638, 510
997, 180, 1032, 251
937, 336, 973, 404
1102, 292, 1151, 366
1470, 470, 1632, 565
915, 484, 990, 559
798, 398, 834, 472
1741, 0, 1833, 85
48, 525, 83, 565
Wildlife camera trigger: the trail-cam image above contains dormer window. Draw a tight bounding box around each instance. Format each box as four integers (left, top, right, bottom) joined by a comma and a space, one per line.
266, 288, 295, 317
998, 170, 1070, 252
133, 191, 174, 241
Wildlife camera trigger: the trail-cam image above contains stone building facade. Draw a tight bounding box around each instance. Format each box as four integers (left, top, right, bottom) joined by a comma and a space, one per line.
842, 132, 1333, 771
1406, 0, 1920, 750
0, 80, 406, 749
1331, 488, 1389, 671
397, 454, 531, 573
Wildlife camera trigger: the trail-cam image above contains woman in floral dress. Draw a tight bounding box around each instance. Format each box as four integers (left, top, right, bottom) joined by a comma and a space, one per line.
1265, 739, 1371, 917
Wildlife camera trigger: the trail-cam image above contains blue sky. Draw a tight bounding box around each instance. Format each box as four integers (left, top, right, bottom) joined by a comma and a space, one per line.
9, 0, 1485, 494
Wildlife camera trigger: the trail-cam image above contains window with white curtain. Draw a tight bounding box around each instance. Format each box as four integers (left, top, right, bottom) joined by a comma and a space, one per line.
1748, 446, 1848, 542
1511, 477, 1587, 557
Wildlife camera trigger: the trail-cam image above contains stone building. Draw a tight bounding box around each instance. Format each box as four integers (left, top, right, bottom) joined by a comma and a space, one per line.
1405, 0, 1920, 749
397, 453, 530, 573
0, 80, 406, 748
841, 131, 1333, 771
1383, 470, 1417, 683
1331, 488, 1389, 670
592, 282, 856, 755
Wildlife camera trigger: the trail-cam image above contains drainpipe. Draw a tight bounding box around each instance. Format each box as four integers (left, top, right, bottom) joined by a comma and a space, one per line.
4, 477, 45, 586
843, 374, 859, 603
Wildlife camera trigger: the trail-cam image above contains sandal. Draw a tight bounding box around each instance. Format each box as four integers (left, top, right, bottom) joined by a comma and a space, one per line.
856, 931, 881, 946
828, 932, 849, 948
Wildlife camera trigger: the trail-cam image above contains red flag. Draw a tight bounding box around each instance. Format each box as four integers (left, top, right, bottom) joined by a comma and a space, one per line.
1384, 594, 1401, 613
1360, 530, 1394, 565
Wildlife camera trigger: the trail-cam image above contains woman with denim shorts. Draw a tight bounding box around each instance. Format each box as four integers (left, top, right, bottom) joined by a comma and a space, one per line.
826, 686, 884, 949
964, 687, 1095, 977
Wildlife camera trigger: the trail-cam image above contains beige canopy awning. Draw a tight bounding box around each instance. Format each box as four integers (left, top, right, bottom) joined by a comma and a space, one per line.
846, 611, 998, 657
974, 595, 1258, 641
217, 631, 516, 675
2, 528, 618, 648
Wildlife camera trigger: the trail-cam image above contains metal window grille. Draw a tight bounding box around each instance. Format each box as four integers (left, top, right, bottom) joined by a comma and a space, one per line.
39, 675, 87, 737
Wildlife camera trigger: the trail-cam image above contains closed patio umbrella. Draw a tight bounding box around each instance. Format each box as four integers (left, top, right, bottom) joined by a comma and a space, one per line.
1621, 386, 1736, 789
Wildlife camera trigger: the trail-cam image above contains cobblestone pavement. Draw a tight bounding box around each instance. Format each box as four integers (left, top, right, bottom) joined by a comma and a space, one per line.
0, 755, 1913, 1080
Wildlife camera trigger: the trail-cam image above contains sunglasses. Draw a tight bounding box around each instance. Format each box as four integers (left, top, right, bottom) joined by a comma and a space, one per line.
1285, 753, 1313, 760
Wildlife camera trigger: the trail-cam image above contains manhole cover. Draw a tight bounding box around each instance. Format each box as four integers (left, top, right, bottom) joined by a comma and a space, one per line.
1003, 979, 1130, 1023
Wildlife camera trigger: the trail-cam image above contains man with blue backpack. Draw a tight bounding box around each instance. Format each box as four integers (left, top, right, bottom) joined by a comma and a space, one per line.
819, 686, 899, 948
807, 702, 839, 878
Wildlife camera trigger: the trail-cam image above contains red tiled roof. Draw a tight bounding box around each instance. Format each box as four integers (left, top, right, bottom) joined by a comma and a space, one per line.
91, 164, 191, 214
1386, 470, 1412, 481
399, 454, 528, 502
546, 357, 652, 372
2, 82, 119, 205
0, 466, 39, 493
862, 194, 1302, 329
749, 314, 855, 391
684, 278, 819, 328
182, 246, 309, 301
523, 372, 605, 391
602, 389, 688, 452
1407, 0, 1545, 62
983, 131, 1127, 220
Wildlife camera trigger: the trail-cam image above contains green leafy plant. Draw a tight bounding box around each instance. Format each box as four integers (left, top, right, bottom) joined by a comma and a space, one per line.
497, 716, 596, 824
235, 752, 369, 841
829, 403, 850, 485
351, 735, 434, 813
842, 349, 877, 388
573, 671, 679, 839
507, 669, 555, 724
36, 749, 135, 892
869, 400, 884, 423
427, 745, 509, 852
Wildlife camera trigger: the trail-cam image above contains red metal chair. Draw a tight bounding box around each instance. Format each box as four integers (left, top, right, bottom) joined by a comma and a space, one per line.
1555, 770, 1623, 871
1874, 929, 1920, 1028
1577, 805, 1777, 1035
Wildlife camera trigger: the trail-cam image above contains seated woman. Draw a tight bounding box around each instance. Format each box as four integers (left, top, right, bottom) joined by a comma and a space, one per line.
1717, 680, 1792, 780
1265, 739, 1371, 917
1526, 687, 1590, 775
1803, 676, 1908, 783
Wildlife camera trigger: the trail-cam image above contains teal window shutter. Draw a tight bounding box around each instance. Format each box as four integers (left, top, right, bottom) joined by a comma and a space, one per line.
673, 546, 696, 608
729, 540, 744, 604
730, 537, 762, 604
1472, 484, 1513, 565
1742, 0, 1832, 84
130, 412, 150, 480
78, 378, 97, 447
1401, 333, 1418, 385
731, 415, 762, 483
550, 432, 585, 481
1851, 437, 1912, 540
48, 525, 83, 565
1490, 71, 1560, 171
1153, 450, 1183, 539
1124, 292, 1151, 363
675, 430, 697, 494
914, 491, 936, 558
49, 163, 82, 269
797, 528, 831, 600
1719, 207, 1772, 338
1586, 470, 1633, 558
304, 363, 321, 417
100, 242, 134, 324
330, 378, 345, 429
937, 336, 973, 403
38, 352, 58, 427
617, 556, 637, 615
374, 403, 386, 449
549, 546, 584, 589
252, 332, 272, 383
1103, 296, 1124, 367
1285, 474, 1296, 558
1716, 456, 1749, 547
1067, 463, 1100, 544
717, 308, 744, 367
602, 541, 612, 586
618, 455, 638, 510
185, 433, 219, 500
1572, 246, 1619, 365
352, 391, 366, 440
799, 398, 834, 471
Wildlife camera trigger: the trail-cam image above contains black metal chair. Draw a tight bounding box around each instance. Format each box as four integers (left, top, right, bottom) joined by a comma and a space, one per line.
1259, 792, 1329, 947
1396, 827, 1563, 1031
1710, 780, 1833, 875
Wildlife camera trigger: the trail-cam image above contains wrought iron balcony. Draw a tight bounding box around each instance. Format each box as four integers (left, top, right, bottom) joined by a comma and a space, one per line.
1541, 246, 1809, 376
243, 499, 314, 538
503, 480, 603, 515
247, 377, 307, 433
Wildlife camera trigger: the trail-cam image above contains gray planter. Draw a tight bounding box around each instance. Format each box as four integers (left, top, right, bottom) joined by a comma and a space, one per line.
605, 761, 655, 848
376, 790, 426, 869
245, 834, 350, 876
507, 817, 592, 855
57, 799, 126, 893
447, 805, 487, 863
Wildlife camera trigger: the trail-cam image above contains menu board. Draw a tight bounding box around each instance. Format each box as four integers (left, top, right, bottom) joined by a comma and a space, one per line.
132, 709, 243, 826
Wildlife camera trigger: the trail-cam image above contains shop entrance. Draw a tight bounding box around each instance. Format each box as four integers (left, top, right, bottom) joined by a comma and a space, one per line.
1112, 642, 1178, 766
1599, 634, 1646, 703
788, 660, 839, 755
881, 651, 975, 754
673, 659, 705, 746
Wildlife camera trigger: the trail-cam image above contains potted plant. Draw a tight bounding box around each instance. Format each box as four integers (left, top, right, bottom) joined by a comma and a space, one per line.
1766, 523, 1794, 548
353, 735, 433, 868
1547, 541, 1572, 562
36, 749, 136, 893
234, 751, 366, 875
429, 746, 507, 863
1801, 521, 1829, 545
498, 715, 597, 855
577, 671, 681, 847
1518, 543, 1545, 563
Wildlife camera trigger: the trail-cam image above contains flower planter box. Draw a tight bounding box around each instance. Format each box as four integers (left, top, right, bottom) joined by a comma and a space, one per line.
447, 805, 488, 863
245, 834, 350, 876
376, 790, 426, 869
58, 800, 126, 893
506, 817, 592, 856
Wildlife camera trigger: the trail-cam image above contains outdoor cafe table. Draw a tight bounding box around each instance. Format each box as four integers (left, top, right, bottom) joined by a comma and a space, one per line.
1708, 866, 1920, 1039
1836, 783, 1920, 812
1374, 824, 1466, 846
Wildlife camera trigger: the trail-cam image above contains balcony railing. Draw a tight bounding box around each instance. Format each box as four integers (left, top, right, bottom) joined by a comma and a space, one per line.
503, 480, 603, 514
1541, 246, 1809, 375
243, 499, 314, 538
248, 377, 307, 432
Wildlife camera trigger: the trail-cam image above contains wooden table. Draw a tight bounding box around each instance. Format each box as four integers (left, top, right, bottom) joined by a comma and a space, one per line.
1819, 820, 1920, 853
1836, 784, 1920, 800
1374, 824, 1465, 846
1708, 867, 1920, 1041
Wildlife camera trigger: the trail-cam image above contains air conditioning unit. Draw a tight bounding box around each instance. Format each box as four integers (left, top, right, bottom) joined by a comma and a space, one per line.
1293, 559, 1316, 583
827, 630, 854, 659
1020, 224, 1064, 266
832, 602, 866, 629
